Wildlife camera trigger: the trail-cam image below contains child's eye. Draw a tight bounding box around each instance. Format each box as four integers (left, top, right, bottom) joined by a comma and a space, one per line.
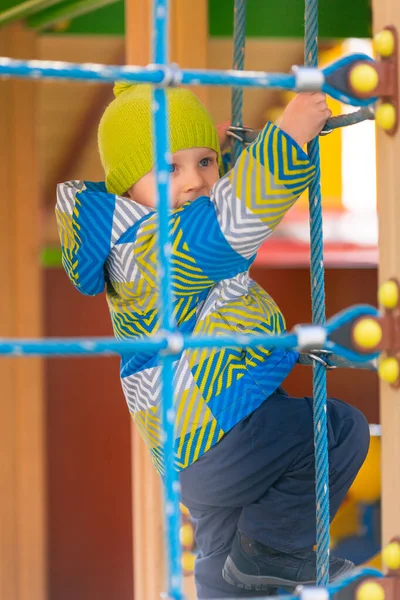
168, 164, 177, 173
199, 157, 213, 168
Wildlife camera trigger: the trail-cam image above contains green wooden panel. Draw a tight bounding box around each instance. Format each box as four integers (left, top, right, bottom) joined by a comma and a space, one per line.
0, 0, 371, 38
209, 0, 371, 39
51, 0, 123, 33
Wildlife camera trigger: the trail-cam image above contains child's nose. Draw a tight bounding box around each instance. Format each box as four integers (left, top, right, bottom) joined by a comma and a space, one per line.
184, 169, 205, 192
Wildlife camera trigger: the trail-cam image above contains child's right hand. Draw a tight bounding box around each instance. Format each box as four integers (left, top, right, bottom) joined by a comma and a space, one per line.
279, 92, 332, 147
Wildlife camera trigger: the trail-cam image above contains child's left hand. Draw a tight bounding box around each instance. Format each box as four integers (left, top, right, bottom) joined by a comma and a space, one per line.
279, 92, 332, 147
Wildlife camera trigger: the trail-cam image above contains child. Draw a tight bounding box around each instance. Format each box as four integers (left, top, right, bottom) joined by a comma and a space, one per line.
56, 83, 369, 599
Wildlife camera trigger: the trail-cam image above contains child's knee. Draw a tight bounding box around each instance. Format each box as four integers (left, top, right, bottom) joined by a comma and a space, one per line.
350, 405, 370, 462
329, 399, 370, 465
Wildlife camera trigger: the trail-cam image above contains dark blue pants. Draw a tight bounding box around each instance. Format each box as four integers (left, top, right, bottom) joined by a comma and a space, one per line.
179, 388, 370, 599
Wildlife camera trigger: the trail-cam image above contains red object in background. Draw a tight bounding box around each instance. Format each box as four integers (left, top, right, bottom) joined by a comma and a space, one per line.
45, 269, 133, 600
256, 238, 378, 268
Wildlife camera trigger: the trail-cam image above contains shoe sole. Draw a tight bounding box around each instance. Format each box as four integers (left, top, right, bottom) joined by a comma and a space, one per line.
222, 555, 354, 593
222, 556, 279, 594
223, 556, 297, 592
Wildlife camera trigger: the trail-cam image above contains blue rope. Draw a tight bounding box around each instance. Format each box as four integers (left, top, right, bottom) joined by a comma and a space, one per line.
152, 1, 183, 598
304, 0, 330, 587
231, 0, 246, 163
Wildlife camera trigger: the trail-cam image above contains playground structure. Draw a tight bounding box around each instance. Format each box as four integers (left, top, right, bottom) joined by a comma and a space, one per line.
1, 0, 400, 599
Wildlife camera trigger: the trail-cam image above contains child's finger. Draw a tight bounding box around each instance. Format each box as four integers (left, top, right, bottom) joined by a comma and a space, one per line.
312, 92, 327, 104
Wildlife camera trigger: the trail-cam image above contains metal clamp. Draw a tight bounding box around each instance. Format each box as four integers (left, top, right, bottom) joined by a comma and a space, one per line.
307, 349, 337, 370
226, 125, 259, 146
319, 127, 333, 136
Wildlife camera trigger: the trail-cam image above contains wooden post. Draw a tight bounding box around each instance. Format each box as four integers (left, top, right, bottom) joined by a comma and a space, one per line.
125, 1, 208, 598
0, 23, 46, 600
372, 2, 400, 545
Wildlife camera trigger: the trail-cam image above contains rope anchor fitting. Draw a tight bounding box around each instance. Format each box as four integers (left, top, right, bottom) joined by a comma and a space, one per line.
349, 26, 399, 135
330, 279, 400, 387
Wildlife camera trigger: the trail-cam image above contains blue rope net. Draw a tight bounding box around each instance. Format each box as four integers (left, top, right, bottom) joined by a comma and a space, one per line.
0, 1, 384, 599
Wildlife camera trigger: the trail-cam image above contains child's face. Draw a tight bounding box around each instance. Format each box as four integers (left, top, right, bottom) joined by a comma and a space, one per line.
127, 147, 219, 209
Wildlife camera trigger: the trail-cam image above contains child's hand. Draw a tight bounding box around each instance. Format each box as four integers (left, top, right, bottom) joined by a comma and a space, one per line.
279, 93, 332, 147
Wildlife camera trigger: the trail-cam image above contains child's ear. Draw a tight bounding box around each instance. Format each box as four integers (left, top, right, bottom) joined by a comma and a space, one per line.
124, 186, 134, 199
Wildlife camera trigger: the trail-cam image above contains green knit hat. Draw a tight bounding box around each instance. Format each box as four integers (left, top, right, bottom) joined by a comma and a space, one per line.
98, 83, 221, 195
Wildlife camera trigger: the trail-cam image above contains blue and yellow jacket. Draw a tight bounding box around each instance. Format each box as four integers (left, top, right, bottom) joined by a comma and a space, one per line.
56, 122, 315, 474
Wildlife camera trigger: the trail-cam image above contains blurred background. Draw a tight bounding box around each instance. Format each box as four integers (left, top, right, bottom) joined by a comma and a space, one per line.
0, 1, 383, 599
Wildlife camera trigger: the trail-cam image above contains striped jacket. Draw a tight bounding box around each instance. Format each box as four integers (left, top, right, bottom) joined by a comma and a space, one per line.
56, 122, 316, 474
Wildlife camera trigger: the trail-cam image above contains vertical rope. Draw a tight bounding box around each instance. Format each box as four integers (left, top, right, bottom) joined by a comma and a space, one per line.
231, 0, 246, 163
304, 0, 330, 587
152, 1, 183, 598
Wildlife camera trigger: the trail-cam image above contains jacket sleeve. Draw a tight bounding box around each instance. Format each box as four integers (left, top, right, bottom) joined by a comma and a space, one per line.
55, 181, 115, 296
132, 124, 315, 298
211, 121, 316, 259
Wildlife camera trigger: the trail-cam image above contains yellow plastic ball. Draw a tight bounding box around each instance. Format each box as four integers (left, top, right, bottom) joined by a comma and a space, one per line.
180, 523, 194, 548
382, 542, 400, 570
376, 103, 397, 131
353, 318, 382, 350
180, 503, 190, 516
348, 435, 381, 503
375, 30, 395, 58
349, 63, 379, 94
182, 551, 196, 572
378, 357, 399, 384
357, 581, 385, 600
378, 280, 399, 309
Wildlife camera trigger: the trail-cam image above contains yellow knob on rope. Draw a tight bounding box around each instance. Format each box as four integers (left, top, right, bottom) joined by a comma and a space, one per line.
353, 318, 382, 349
376, 103, 397, 131
349, 63, 379, 94
356, 581, 385, 600
382, 541, 400, 570
180, 523, 194, 548
378, 280, 399, 309
378, 357, 399, 384
182, 551, 196, 572
375, 29, 395, 58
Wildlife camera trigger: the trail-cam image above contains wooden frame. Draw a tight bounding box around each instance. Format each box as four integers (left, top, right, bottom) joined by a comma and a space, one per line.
372, 0, 400, 546
0, 23, 46, 600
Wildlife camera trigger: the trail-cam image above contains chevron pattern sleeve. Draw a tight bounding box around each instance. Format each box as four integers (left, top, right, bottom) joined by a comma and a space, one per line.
56, 181, 115, 296
212, 122, 316, 259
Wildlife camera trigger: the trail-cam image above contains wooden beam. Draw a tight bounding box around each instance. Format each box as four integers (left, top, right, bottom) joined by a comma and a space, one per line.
170, 0, 209, 106
125, 3, 164, 598
0, 23, 46, 600
372, 2, 400, 545
125, 1, 208, 598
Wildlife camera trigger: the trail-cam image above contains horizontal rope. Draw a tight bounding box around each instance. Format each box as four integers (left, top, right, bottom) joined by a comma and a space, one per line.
0, 57, 378, 106
0, 306, 381, 361
324, 106, 375, 132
